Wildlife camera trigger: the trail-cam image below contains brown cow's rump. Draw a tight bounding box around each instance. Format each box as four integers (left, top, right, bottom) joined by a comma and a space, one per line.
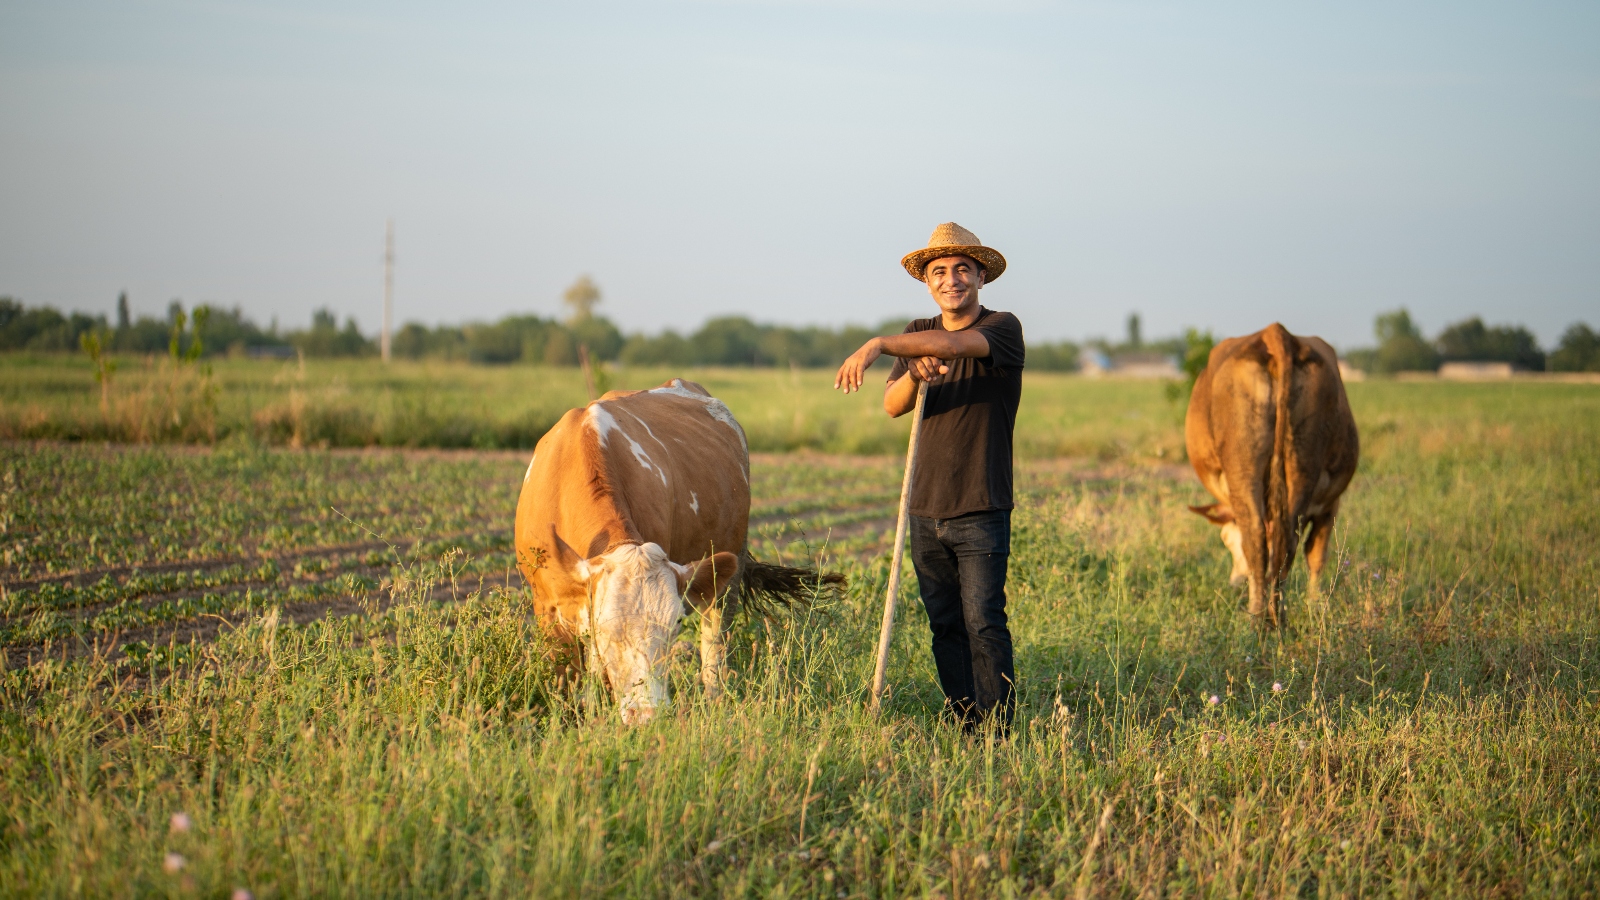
1185, 324, 1359, 628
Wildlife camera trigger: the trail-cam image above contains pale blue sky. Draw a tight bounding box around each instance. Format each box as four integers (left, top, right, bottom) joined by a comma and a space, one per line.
2, 0, 1596, 348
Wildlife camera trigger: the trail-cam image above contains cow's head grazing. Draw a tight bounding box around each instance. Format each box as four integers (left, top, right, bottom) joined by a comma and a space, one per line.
1189, 503, 1250, 587
575, 543, 739, 725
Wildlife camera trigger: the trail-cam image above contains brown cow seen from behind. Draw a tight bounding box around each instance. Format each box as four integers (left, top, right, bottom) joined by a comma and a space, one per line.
1185, 323, 1359, 628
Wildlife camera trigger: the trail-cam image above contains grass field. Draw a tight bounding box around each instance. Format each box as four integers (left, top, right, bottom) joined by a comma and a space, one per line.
0, 356, 1188, 459
2, 376, 1598, 896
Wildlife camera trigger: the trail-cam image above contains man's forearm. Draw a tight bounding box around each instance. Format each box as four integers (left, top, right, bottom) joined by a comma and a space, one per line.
883, 374, 918, 417
877, 330, 989, 360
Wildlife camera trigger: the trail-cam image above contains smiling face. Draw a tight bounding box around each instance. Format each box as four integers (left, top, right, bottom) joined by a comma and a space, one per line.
923, 254, 985, 317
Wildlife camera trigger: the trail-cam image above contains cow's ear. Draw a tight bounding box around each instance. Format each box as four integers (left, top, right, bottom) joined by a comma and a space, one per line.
1189, 503, 1234, 524
575, 558, 599, 582
673, 552, 740, 607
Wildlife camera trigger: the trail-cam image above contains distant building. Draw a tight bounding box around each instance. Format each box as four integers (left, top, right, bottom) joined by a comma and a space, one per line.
1081, 350, 1181, 379
1338, 360, 1366, 382
1439, 361, 1514, 381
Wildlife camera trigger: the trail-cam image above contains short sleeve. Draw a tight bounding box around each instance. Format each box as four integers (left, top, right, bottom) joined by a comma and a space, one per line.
975, 312, 1025, 370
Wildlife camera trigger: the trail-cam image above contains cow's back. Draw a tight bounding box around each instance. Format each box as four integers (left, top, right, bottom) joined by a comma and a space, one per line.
1185, 325, 1358, 619
1188, 325, 1354, 515
514, 379, 750, 642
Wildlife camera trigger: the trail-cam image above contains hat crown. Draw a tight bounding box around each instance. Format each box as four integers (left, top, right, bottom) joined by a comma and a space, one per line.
927, 222, 981, 249
900, 221, 1006, 283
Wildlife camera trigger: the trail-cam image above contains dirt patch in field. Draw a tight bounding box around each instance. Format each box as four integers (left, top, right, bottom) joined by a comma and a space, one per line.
3, 524, 508, 596
4, 447, 1195, 667
4, 569, 523, 671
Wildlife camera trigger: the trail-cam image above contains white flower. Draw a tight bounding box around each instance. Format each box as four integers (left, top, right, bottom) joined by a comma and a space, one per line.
163, 852, 186, 874
1272, 682, 1284, 693
169, 812, 192, 834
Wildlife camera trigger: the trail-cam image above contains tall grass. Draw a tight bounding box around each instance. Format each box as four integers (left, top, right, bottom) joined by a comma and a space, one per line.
1, 355, 1189, 457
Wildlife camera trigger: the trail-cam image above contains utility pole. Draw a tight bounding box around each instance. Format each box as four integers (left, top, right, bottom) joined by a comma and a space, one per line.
382, 219, 394, 363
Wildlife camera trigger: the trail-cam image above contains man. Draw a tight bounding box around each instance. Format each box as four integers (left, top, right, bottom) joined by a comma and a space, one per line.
835, 222, 1025, 732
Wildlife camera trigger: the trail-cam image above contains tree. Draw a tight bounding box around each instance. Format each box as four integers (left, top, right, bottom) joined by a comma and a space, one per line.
570, 316, 623, 361
116, 292, 130, 331
1550, 322, 1600, 372
1127, 312, 1142, 349
1028, 341, 1081, 372
563, 276, 602, 324
0, 297, 106, 351
1436, 316, 1544, 370
1165, 328, 1215, 403
1181, 328, 1214, 383
621, 330, 694, 366
693, 316, 764, 365
1372, 308, 1439, 373
544, 328, 577, 366
288, 308, 374, 357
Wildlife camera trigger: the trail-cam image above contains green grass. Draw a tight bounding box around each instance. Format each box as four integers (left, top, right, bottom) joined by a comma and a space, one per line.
1, 378, 1598, 896
0, 355, 1187, 457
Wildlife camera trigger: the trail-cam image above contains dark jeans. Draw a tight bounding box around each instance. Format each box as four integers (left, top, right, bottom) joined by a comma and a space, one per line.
908, 508, 1015, 731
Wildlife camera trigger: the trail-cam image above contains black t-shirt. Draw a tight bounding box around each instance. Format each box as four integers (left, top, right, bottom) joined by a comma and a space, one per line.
887, 307, 1025, 519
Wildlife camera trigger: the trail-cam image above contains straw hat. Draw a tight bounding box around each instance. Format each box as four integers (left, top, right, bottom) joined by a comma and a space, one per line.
900, 222, 1007, 283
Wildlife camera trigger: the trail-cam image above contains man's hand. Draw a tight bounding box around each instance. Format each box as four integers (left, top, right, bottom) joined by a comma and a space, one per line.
838, 328, 987, 396
834, 338, 882, 394
907, 356, 950, 383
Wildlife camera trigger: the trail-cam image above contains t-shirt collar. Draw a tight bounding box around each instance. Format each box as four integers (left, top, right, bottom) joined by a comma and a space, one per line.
940, 305, 990, 332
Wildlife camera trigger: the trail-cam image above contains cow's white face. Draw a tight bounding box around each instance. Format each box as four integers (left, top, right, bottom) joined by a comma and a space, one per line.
1191, 504, 1251, 588
1218, 522, 1250, 586
575, 542, 690, 725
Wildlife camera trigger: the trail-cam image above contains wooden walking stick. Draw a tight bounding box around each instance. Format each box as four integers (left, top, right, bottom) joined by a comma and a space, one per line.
869, 379, 929, 711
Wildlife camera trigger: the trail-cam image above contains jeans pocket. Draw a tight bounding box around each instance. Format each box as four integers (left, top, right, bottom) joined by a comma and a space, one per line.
947, 511, 1010, 555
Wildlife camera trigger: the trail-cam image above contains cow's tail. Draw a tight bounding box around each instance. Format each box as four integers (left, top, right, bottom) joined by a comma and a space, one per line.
1260, 323, 1298, 622
736, 553, 846, 617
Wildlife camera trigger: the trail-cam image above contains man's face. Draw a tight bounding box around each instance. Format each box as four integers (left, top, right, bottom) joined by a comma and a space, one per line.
924, 255, 984, 315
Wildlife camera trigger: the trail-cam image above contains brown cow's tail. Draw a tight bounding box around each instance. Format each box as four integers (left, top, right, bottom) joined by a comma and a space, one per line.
1260, 323, 1298, 622
736, 553, 846, 617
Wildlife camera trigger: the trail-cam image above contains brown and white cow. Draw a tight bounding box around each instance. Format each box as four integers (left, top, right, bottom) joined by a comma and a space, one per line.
514, 378, 837, 723
1185, 324, 1360, 627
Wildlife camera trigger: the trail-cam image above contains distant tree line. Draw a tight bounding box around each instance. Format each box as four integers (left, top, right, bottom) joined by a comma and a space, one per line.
0, 294, 360, 359
1343, 309, 1599, 373
13, 290, 1587, 374
0, 286, 1084, 370
385, 314, 1084, 370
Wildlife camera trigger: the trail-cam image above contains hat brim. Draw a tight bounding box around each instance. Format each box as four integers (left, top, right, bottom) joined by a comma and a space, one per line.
901, 245, 1007, 283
